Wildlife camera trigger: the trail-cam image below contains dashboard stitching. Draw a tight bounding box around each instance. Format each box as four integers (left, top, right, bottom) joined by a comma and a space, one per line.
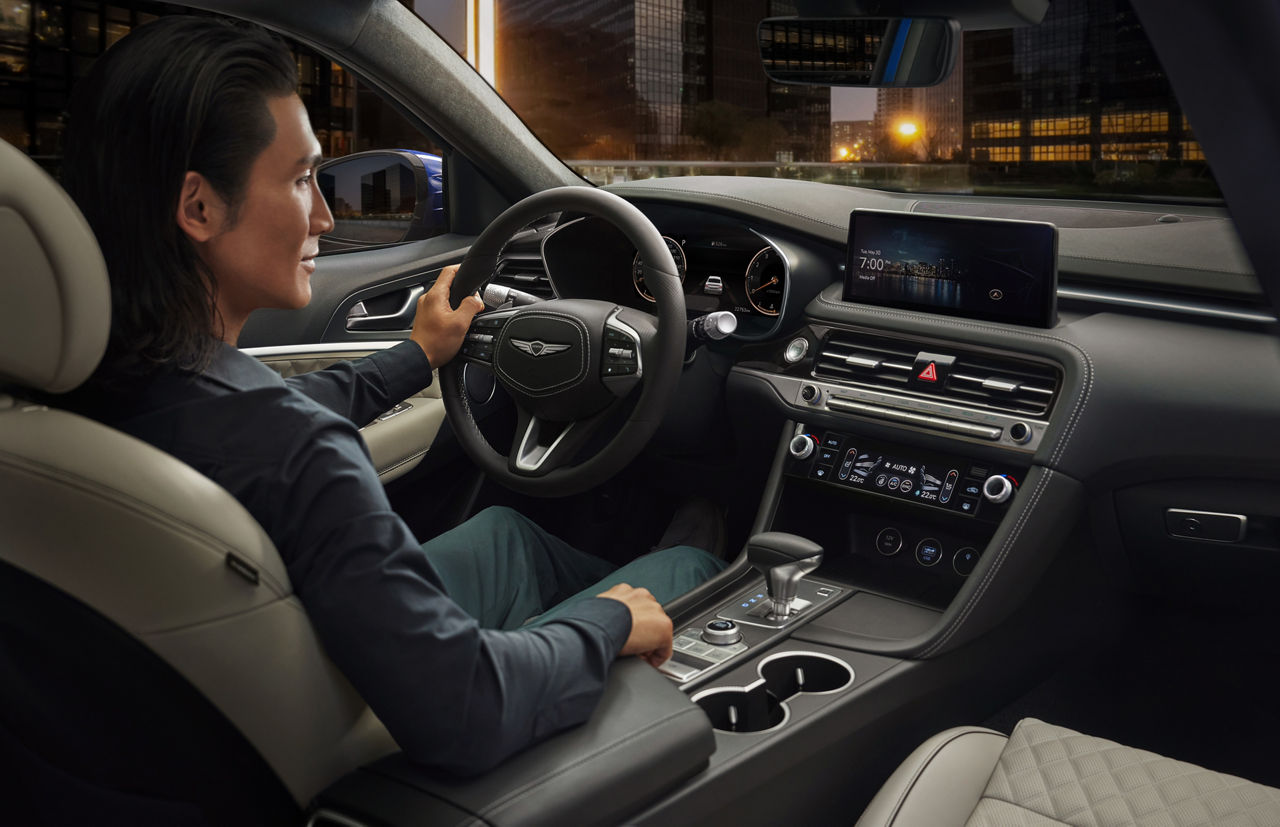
920, 467, 1053, 658
493, 311, 590, 396
811, 294, 1094, 468
1060, 251, 1254, 277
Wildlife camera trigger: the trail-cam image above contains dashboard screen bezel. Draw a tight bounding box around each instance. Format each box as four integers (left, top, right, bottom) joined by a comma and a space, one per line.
843, 209, 1059, 328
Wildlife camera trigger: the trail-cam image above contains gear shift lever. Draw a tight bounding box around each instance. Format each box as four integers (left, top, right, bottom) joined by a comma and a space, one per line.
746, 532, 824, 620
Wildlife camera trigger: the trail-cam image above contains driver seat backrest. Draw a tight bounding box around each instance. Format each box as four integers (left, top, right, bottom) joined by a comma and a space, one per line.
0, 139, 397, 820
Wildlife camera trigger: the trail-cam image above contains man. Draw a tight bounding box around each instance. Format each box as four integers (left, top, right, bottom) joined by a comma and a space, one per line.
58, 15, 724, 775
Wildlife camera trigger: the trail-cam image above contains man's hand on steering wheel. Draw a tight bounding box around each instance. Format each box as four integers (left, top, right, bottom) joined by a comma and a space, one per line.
410, 264, 485, 367
439, 187, 687, 498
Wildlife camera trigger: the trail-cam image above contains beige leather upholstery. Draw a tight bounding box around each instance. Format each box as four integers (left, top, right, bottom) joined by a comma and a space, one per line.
0, 139, 110, 393
855, 725, 1008, 827
857, 718, 1280, 827
254, 350, 445, 484
0, 135, 397, 806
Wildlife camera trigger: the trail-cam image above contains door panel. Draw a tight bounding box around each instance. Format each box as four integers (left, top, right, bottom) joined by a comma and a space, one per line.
250, 346, 446, 484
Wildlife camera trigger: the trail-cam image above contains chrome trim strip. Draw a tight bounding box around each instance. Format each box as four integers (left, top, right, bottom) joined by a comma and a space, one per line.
1058, 286, 1277, 324
738, 366, 1046, 452
243, 341, 402, 357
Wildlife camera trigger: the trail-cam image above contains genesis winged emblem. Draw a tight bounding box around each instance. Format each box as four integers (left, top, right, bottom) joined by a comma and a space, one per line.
510, 338, 571, 358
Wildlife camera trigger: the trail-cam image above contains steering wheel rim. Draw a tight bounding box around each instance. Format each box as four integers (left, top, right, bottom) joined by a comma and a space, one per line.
440, 186, 685, 497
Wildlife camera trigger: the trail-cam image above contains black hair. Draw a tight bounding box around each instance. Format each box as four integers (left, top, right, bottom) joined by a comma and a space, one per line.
63, 15, 299, 373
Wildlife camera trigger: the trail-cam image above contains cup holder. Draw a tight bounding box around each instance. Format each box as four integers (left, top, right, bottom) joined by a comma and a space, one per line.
692, 652, 854, 734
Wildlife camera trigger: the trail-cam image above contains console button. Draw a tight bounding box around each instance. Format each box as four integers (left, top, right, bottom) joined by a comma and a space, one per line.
957, 496, 979, 515
915, 538, 943, 567
899, 479, 914, 493
876, 527, 903, 556
817, 447, 838, 464
702, 619, 743, 646
953, 546, 979, 576
940, 469, 959, 503
838, 449, 857, 480
812, 465, 833, 480
887, 476, 901, 491
821, 433, 844, 450
875, 473, 888, 487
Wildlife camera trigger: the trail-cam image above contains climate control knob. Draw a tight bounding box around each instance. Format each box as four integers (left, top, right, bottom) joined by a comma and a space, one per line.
982, 474, 1015, 504
789, 434, 816, 460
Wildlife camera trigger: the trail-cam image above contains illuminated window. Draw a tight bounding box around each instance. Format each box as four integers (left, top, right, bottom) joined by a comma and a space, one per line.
973, 146, 1021, 162
1031, 144, 1091, 161
1031, 116, 1088, 136
970, 120, 1021, 139
1101, 142, 1167, 160
1101, 111, 1168, 133
1181, 141, 1205, 161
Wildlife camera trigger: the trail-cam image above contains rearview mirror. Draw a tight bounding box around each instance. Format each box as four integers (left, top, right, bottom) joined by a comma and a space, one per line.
758, 17, 959, 87
317, 149, 444, 252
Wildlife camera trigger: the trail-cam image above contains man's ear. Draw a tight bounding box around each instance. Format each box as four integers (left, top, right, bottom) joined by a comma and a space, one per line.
175, 171, 228, 243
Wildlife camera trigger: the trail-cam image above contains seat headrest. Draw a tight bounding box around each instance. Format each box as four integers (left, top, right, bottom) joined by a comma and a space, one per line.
0, 139, 110, 393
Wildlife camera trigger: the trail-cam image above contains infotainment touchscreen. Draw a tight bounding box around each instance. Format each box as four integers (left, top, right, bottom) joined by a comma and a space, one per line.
844, 209, 1058, 328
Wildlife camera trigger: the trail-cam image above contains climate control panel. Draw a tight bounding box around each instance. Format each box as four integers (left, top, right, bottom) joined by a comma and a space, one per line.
788, 428, 1022, 522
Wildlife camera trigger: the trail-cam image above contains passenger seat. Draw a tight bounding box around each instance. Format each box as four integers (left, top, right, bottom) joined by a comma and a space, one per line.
856, 718, 1280, 826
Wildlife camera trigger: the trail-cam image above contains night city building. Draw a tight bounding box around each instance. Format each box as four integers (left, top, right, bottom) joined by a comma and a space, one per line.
871, 54, 962, 162
0, 1, 437, 175
831, 119, 874, 161
963, 0, 1203, 166
495, 0, 829, 162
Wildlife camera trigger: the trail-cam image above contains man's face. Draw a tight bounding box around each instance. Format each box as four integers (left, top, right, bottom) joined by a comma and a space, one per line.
200, 94, 333, 321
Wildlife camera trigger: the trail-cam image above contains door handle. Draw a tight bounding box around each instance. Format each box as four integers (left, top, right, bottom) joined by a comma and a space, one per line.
346, 285, 425, 331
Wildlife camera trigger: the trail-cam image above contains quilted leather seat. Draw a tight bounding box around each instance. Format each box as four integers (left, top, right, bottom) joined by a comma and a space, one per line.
856, 718, 1280, 827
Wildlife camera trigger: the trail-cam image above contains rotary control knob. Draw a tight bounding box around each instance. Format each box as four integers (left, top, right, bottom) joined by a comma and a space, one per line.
982, 474, 1015, 504
702, 619, 742, 646
789, 434, 816, 460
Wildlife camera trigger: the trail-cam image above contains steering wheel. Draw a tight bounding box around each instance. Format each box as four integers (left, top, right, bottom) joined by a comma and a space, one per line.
439, 187, 686, 497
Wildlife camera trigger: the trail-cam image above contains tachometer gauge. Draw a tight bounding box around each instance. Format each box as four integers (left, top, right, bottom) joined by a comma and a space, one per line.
632, 236, 687, 302
745, 246, 785, 316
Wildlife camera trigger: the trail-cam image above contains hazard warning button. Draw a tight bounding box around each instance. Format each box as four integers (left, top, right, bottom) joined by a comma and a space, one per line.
911, 352, 955, 388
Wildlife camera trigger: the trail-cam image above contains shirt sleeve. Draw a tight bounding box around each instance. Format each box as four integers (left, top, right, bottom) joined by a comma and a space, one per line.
260, 401, 631, 776
284, 341, 432, 427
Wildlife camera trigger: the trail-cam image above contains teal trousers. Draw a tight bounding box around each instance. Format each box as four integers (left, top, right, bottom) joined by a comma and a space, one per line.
421, 506, 726, 629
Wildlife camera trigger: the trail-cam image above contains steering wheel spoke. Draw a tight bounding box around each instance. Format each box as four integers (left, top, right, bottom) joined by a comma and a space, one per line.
510, 406, 607, 476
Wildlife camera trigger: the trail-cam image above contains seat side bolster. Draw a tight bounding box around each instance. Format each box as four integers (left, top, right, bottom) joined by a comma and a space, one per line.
855, 726, 1008, 827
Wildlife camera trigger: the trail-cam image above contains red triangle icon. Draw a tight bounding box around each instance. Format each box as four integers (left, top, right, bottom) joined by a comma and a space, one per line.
918, 362, 939, 382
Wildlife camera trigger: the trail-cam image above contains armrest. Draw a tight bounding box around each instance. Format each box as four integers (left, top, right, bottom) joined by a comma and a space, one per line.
315, 658, 714, 827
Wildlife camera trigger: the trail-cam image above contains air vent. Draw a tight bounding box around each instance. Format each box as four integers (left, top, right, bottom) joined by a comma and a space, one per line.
493, 253, 556, 299
815, 331, 1059, 418
945, 353, 1058, 416
814, 333, 919, 388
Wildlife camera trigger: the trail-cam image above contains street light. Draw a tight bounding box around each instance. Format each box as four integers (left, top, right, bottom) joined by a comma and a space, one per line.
896, 120, 920, 138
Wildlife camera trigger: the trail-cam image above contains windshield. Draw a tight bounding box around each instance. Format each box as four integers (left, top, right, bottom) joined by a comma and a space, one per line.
415, 0, 1220, 204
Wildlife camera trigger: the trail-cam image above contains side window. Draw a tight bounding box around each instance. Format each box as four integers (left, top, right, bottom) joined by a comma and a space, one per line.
0, 2, 447, 249
294, 50, 450, 251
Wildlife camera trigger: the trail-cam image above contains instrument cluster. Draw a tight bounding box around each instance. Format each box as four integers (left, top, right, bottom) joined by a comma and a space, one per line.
631, 234, 788, 318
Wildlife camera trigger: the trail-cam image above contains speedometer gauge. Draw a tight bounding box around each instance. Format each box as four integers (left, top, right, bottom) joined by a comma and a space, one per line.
632, 236, 687, 302
745, 247, 785, 316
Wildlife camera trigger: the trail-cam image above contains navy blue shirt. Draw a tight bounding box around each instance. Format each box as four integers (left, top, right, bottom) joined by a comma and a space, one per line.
65, 341, 631, 775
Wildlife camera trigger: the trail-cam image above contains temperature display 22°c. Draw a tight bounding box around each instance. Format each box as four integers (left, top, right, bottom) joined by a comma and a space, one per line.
745, 246, 786, 316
